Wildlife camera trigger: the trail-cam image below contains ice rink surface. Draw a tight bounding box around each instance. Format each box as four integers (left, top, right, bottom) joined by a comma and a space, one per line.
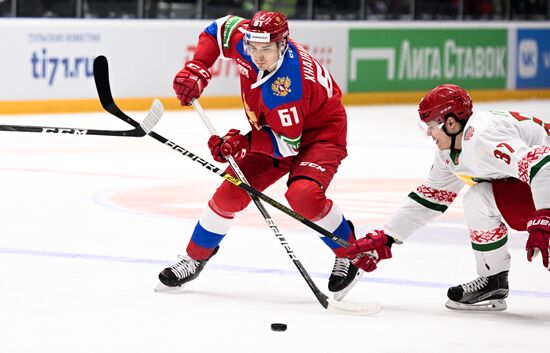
1, 100, 549, 353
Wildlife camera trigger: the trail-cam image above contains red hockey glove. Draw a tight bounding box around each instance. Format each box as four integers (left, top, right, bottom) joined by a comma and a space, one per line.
526, 209, 550, 270
173, 60, 212, 106
208, 129, 249, 163
220, 129, 249, 161
345, 230, 393, 272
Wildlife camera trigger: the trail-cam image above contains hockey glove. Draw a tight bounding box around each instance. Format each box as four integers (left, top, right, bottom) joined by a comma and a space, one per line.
220, 129, 249, 160
208, 129, 249, 163
345, 230, 393, 272
526, 209, 550, 270
173, 60, 212, 106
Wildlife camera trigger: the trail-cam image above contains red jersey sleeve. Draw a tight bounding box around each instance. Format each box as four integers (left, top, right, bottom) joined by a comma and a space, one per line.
198, 15, 249, 66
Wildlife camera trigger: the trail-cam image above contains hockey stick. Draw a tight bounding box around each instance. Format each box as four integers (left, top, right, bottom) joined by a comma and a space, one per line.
93, 56, 381, 316
190, 99, 379, 315
0, 100, 163, 137
93, 56, 347, 247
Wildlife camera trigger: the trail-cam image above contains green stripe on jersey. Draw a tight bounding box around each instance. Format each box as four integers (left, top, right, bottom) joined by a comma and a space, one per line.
471, 235, 508, 252
281, 135, 301, 149
223, 16, 244, 48
408, 192, 448, 212
529, 155, 550, 183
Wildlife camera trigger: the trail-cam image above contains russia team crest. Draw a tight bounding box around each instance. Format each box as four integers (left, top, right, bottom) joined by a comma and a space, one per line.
272, 76, 292, 97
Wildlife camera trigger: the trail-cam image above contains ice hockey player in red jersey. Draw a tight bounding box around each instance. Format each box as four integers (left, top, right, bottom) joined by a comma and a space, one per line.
345, 84, 550, 311
158, 11, 360, 299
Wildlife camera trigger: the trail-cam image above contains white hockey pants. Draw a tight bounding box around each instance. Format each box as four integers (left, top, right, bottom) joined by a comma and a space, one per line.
463, 182, 511, 277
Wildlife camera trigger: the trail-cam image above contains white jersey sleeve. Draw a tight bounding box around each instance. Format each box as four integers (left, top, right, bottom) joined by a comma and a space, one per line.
384, 150, 465, 241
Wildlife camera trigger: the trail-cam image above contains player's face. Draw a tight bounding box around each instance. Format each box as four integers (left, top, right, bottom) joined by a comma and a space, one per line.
425, 120, 452, 150
248, 41, 279, 71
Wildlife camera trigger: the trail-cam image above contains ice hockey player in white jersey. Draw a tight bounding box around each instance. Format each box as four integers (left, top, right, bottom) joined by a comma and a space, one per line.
345, 84, 550, 311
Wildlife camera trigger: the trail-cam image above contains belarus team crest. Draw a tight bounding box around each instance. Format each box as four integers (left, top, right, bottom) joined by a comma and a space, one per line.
464, 126, 475, 141
272, 76, 292, 97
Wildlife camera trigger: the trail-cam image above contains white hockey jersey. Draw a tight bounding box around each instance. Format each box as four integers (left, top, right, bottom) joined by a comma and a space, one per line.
386, 110, 550, 241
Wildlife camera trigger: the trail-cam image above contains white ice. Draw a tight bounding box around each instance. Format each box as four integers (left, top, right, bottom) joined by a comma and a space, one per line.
1, 100, 549, 353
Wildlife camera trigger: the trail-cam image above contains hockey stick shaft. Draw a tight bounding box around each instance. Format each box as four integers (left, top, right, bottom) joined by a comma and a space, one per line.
191, 98, 330, 307
157, 132, 348, 245
0, 103, 162, 137
0, 124, 141, 136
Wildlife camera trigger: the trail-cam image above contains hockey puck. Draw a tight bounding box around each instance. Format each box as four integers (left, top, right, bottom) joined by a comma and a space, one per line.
271, 323, 287, 331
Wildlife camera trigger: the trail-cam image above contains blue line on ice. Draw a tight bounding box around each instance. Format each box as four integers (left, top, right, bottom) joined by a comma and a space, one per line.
1, 246, 548, 298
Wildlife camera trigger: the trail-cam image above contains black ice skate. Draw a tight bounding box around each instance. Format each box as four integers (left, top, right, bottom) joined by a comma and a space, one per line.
328, 256, 363, 301
157, 246, 219, 290
446, 270, 509, 311
328, 220, 363, 301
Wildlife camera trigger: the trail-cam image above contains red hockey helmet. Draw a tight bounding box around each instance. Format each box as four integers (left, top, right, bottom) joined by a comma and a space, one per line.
418, 84, 473, 124
245, 11, 289, 43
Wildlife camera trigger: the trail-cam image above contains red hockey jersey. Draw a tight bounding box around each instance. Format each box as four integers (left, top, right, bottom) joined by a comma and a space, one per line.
190, 15, 347, 158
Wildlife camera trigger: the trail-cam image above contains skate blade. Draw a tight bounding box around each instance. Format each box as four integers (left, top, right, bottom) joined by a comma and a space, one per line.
445, 298, 507, 311
154, 282, 188, 293
333, 270, 364, 302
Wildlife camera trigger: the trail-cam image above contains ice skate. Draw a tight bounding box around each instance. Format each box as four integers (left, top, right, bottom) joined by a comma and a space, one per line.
328, 256, 363, 301
328, 220, 363, 301
156, 246, 219, 292
445, 270, 509, 311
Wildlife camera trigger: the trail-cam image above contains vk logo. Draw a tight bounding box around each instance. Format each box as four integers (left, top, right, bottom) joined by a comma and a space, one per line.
518, 39, 538, 78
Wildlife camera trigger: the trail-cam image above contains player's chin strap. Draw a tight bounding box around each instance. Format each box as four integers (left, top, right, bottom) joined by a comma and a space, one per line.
443, 119, 466, 159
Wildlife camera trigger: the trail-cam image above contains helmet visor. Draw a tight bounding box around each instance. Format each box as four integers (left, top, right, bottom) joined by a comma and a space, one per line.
418, 120, 444, 136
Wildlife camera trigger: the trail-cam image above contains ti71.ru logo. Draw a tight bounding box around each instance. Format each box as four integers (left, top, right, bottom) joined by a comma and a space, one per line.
31, 48, 94, 86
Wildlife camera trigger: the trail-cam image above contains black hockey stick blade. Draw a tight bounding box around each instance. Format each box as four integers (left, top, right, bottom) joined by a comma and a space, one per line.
93, 55, 140, 129
93, 55, 164, 135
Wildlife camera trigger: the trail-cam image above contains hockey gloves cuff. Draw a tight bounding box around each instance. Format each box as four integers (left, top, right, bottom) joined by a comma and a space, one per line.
526, 209, 550, 270
346, 230, 393, 272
